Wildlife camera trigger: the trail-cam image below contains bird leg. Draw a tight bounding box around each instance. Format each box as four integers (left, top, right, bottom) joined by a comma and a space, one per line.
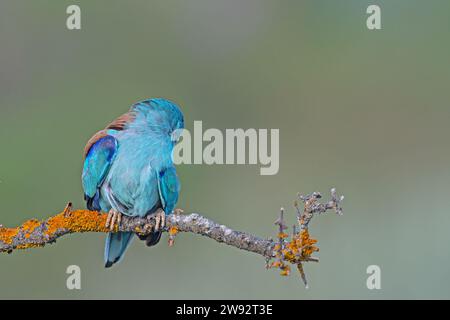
153, 208, 166, 232
105, 209, 122, 231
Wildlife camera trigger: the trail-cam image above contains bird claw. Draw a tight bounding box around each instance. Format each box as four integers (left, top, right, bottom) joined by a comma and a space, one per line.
154, 208, 166, 232
105, 209, 122, 231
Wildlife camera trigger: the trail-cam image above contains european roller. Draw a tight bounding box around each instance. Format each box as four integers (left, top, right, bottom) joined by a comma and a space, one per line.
82, 98, 184, 267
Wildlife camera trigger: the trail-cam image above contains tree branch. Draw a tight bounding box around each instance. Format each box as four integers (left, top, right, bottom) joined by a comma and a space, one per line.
0, 189, 343, 286
0, 208, 275, 256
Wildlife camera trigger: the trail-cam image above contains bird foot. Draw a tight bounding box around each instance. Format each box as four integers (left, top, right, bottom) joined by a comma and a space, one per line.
153, 208, 166, 232
105, 209, 122, 231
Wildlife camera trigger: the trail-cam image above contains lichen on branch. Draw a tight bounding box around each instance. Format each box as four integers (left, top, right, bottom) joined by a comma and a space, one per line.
267, 188, 344, 287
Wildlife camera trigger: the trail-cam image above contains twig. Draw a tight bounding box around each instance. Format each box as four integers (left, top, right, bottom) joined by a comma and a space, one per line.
268, 188, 344, 287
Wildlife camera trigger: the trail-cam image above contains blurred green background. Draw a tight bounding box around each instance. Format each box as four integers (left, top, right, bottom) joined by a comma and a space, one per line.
1, 0, 450, 299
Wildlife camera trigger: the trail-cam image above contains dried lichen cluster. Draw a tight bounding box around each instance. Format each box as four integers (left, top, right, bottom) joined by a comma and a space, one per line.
266, 189, 344, 287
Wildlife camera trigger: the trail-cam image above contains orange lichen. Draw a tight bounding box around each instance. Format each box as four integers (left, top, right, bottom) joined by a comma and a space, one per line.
280, 264, 291, 276
1, 210, 111, 250
168, 226, 179, 247
169, 226, 178, 236
0, 209, 118, 252
0, 218, 44, 244
22, 219, 41, 239
270, 261, 282, 268
287, 229, 319, 261
22, 219, 41, 233
298, 229, 319, 258
0, 227, 19, 244
269, 227, 319, 279
45, 210, 109, 236
16, 242, 44, 250
277, 232, 288, 239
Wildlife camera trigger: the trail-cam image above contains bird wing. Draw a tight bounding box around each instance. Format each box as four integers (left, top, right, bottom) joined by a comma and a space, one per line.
82, 111, 135, 210
82, 132, 118, 210
158, 166, 180, 214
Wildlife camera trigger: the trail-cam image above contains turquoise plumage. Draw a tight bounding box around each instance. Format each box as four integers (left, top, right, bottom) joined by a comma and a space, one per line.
82, 98, 184, 267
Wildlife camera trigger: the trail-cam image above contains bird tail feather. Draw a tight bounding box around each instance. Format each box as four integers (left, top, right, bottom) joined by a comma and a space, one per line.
104, 231, 134, 268
137, 231, 162, 247
145, 231, 162, 247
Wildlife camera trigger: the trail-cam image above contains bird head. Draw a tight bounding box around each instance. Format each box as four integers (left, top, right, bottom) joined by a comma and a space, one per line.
130, 98, 184, 143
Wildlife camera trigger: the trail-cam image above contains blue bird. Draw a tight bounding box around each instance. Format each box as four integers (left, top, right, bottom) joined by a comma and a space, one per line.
82, 98, 184, 267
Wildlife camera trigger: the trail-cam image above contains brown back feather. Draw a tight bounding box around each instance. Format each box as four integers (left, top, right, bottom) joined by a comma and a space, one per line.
83, 130, 108, 158
106, 112, 136, 131
83, 111, 136, 158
